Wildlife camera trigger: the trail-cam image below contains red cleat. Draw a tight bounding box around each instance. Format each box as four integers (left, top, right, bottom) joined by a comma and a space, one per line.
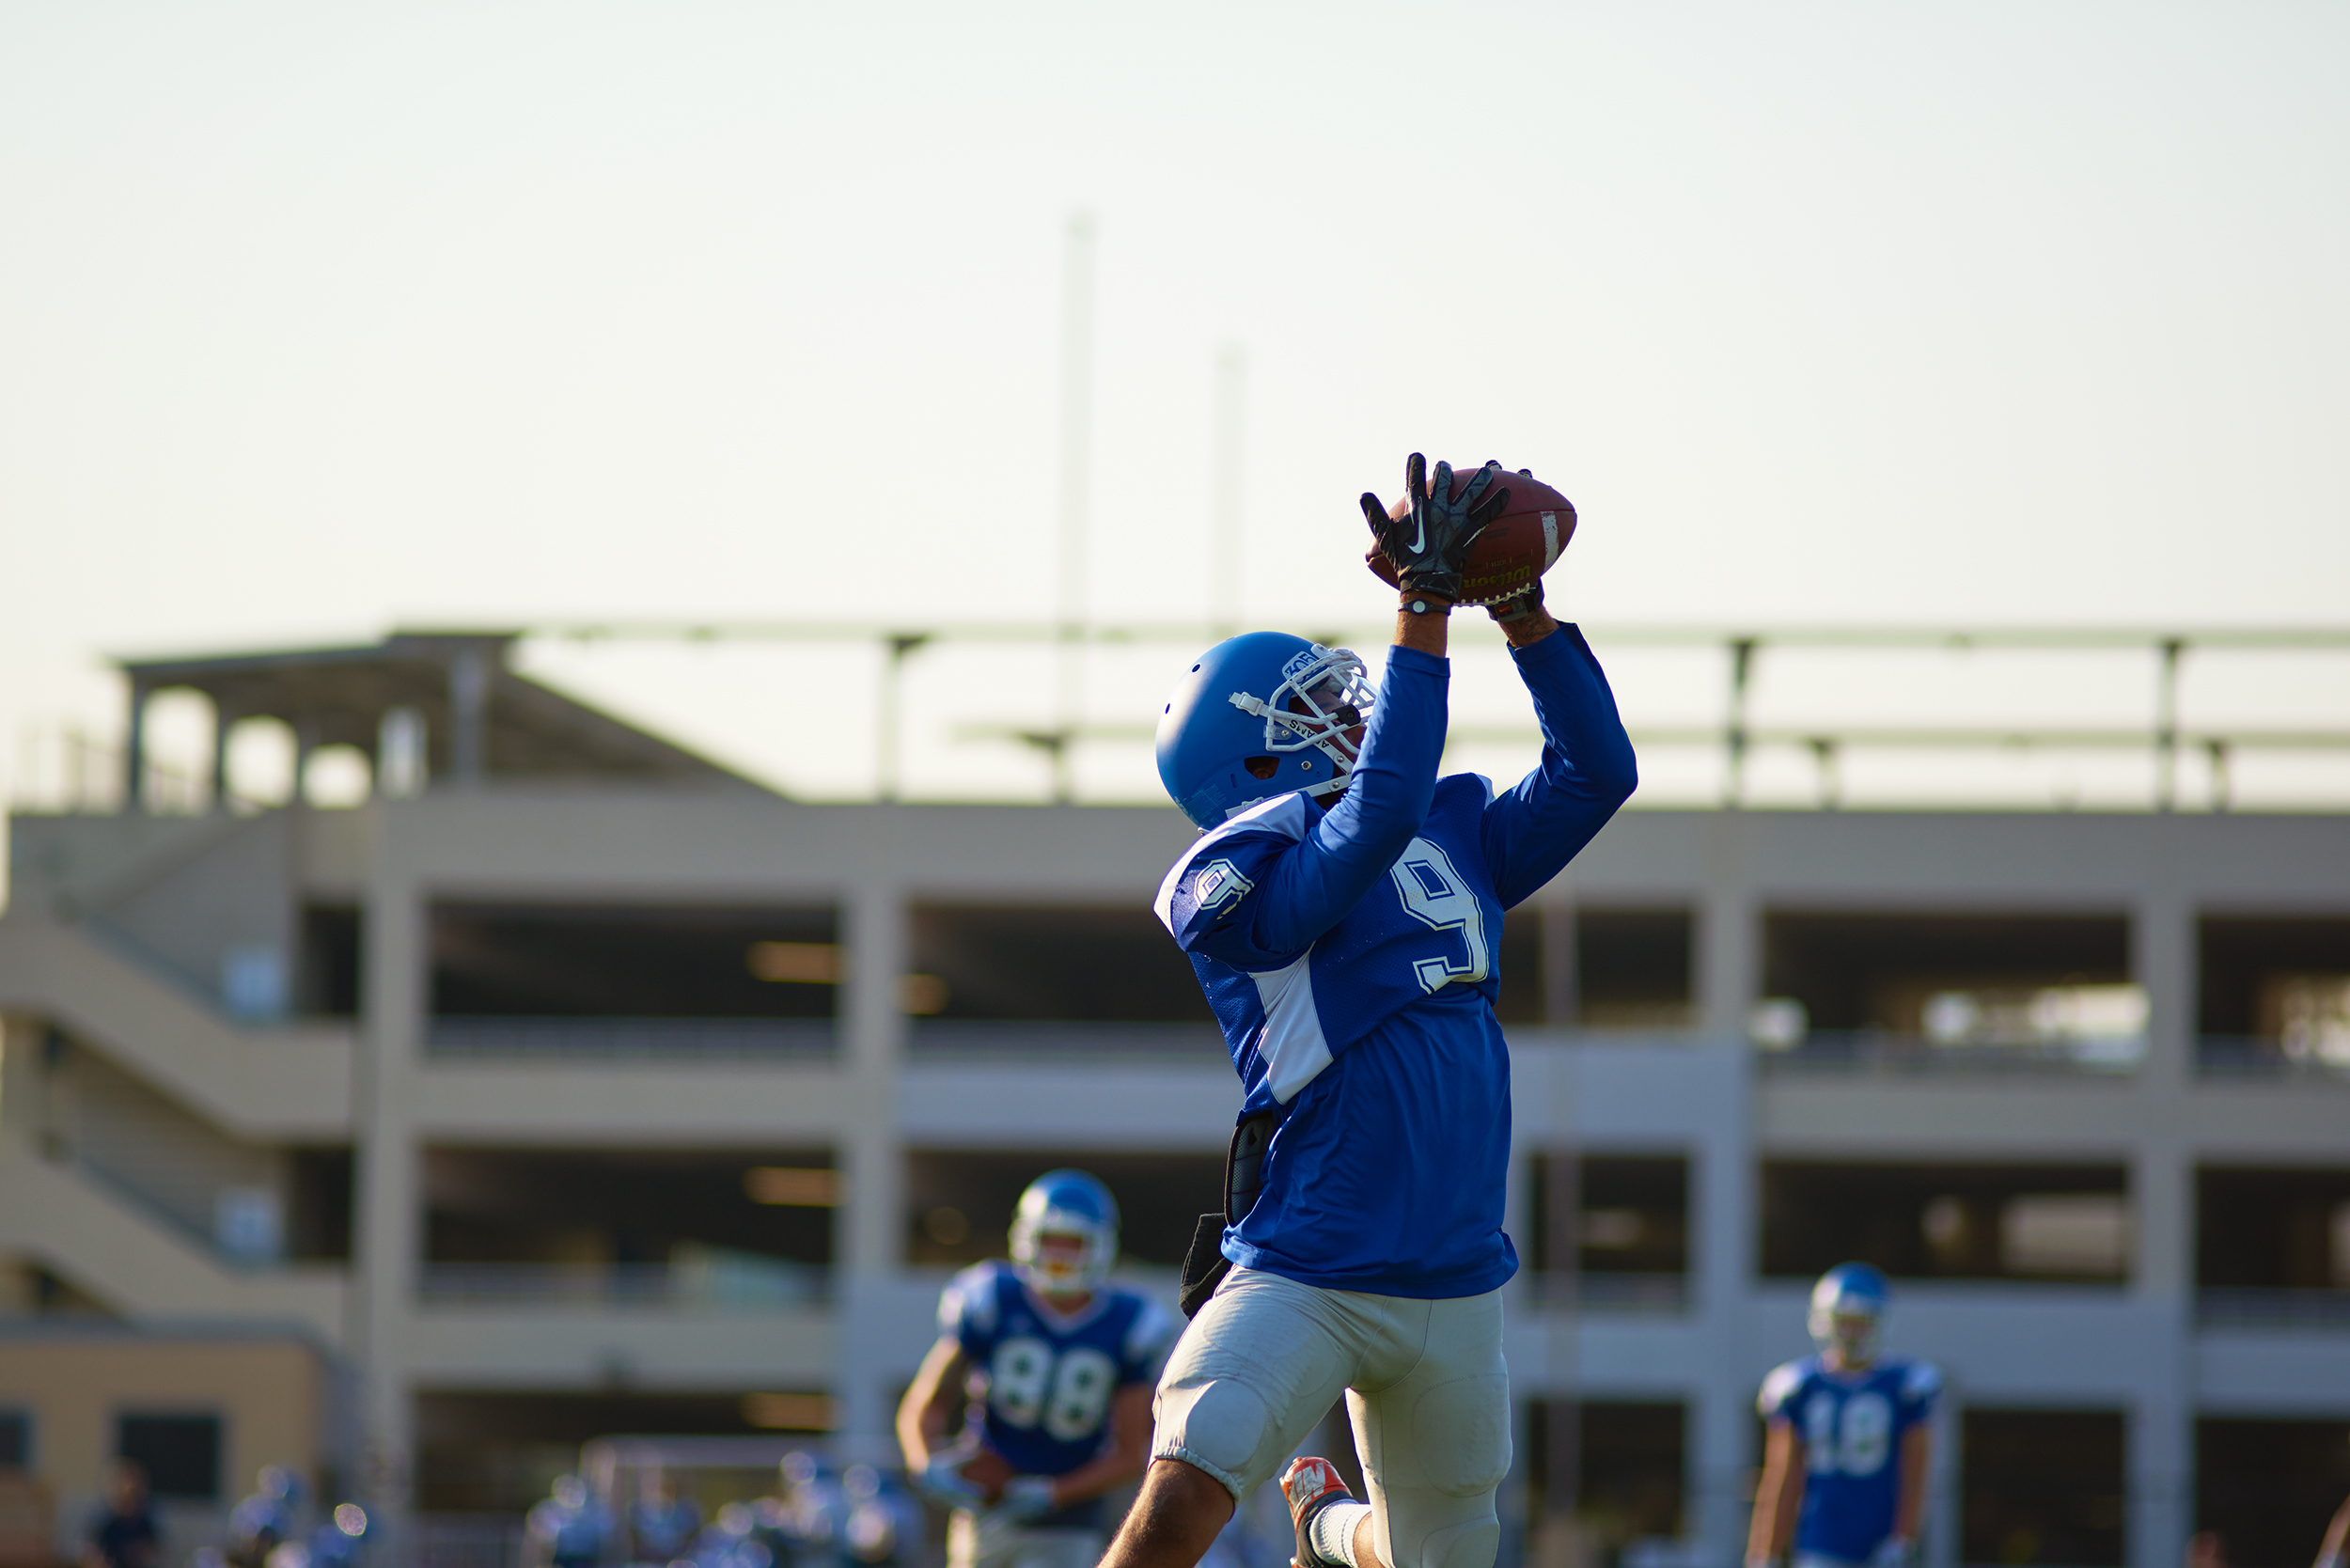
1281, 1456, 1357, 1568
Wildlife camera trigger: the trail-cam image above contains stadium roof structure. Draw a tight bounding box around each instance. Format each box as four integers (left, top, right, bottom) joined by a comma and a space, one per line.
112, 631, 760, 803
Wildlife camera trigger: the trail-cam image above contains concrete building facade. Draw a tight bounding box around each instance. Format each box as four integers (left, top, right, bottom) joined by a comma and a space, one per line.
3, 635, 2347, 1568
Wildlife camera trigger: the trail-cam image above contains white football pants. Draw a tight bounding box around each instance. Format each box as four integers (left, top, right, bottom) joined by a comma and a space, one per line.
1151, 1268, 1512, 1568
945, 1511, 1101, 1568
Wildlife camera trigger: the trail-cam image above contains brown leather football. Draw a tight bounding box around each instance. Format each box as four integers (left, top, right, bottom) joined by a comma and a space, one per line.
1365, 464, 1577, 606
957, 1447, 1015, 1500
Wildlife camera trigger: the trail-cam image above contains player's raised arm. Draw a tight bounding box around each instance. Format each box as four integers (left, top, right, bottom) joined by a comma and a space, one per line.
1156, 454, 1502, 961
1473, 580, 1639, 907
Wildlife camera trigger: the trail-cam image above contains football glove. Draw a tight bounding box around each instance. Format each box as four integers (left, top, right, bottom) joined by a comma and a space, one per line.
996, 1476, 1058, 1523
1869, 1537, 1917, 1568
915, 1457, 985, 1509
1360, 454, 1510, 604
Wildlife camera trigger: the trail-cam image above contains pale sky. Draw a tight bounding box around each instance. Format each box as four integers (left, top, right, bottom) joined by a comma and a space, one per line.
4, 2, 2346, 815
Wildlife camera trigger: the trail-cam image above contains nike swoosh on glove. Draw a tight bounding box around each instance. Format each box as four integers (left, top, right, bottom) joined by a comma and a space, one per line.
1360, 453, 1510, 602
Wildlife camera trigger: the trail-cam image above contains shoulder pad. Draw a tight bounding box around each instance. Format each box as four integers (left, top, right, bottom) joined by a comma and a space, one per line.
1758, 1358, 1810, 1418
1152, 793, 1311, 935
1901, 1360, 1943, 1400
941, 1261, 1003, 1339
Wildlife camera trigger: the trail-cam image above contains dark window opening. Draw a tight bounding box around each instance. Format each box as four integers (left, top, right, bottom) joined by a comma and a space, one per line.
0, 1409, 28, 1468
117, 1413, 222, 1501
430, 903, 838, 1019
421, 1148, 833, 1304
1524, 1400, 1685, 1568
1961, 1409, 2125, 1568
1763, 913, 2130, 1035
908, 905, 1210, 1024
1495, 907, 1546, 1025
1578, 909, 1696, 1029
1528, 1153, 1689, 1304
415, 1391, 776, 1514
2196, 1418, 2350, 1568
1762, 1162, 2130, 1283
904, 1150, 1224, 1269
2197, 917, 2350, 1068
287, 1147, 354, 1262
297, 903, 363, 1017
2197, 1167, 2350, 1294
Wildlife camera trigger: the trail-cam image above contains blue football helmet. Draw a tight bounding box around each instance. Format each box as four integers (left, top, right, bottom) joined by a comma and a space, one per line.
1809, 1262, 1890, 1365
1010, 1168, 1120, 1294
1157, 633, 1377, 829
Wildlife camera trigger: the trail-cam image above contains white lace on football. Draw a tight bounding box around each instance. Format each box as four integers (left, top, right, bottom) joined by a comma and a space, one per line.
1226, 643, 1377, 798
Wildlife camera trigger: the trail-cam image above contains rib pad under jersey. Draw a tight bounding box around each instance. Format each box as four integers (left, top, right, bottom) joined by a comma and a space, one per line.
1154, 630, 1637, 1298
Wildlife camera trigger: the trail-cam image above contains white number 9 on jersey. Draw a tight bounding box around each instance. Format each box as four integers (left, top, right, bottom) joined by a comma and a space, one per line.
1390, 838, 1491, 995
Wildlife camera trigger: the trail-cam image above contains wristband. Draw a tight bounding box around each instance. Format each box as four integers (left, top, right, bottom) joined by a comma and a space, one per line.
1489, 582, 1544, 624
1402, 594, 1451, 617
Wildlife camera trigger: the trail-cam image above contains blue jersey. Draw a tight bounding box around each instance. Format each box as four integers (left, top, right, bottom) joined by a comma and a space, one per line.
942, 1262, 1180, 1520
1154, 629, 1636, 1297
1760, 1356, 1942, 1564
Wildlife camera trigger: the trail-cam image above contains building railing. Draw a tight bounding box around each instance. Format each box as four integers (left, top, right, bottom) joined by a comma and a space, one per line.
2197, 1288, 2350, 1328
15, 621, 2347, 812
1523, 1271, 1690, 1312
416, 1259, 828, 1310
905, 1020, 1228, 1058
424, 1017, 838, 1060
2194, 1036, 2350, 1082
1756, 1030, 2145, 1075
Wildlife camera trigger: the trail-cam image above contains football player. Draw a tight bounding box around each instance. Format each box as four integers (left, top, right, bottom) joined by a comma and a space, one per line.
2314, 1487, 2350, 1568
897, 1169, 1181, 1568
1109, 455, 1637, 1568
1748, 1264, 1941, 1568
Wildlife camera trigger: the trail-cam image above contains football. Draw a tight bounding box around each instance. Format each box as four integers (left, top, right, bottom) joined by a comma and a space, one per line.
957, 1446, 1014, 1500
1365, 464, 1578, 606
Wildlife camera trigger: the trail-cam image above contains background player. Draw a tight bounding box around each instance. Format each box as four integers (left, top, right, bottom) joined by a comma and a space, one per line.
897, 1169, 1179, 1568
1749, 1263, 1941, 1568
1112, 454, 1637, 1568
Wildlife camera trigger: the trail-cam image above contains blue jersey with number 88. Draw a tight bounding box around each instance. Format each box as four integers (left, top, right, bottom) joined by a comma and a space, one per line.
1154, 630, 1636, 1298
943, 1261, 1178, 1493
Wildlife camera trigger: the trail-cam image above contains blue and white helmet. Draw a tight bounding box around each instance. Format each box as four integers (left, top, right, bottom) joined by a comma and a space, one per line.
1809, 1262, 1890, 1364
1157, 632, 1378, 829
1009, 1168, 1120, 1294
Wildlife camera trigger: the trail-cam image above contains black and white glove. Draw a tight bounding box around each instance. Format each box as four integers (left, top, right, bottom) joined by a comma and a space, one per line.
1360, 454, 1510, 604
997, 1476, 1058, 1523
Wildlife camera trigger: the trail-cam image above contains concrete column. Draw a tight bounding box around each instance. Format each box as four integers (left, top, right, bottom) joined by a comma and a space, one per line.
351, 810, 425, 1552
1691, 1042, 1757, 1568
835, 874, 908, 1459
2130, 888, 2195, 1568
1697, 823, 1757, 1041
448, 649, 489, 785
122, 680, 151, 814
211, 706, 233, 812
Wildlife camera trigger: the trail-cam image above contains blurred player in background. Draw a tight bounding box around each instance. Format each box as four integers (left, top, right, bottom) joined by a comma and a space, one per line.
629, 1473, 702, 1565
897, 1170, 1180, 1568
1749, 1264, 1941, 1568
227, 1467, 303, 1568
1115, 455, 1637, 1568
2314, 1487, 2350, 1568
527, 1475, 614, 1568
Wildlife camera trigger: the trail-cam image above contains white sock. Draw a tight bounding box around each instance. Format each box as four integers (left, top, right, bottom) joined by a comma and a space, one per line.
1310, 1500, 1371, 1567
